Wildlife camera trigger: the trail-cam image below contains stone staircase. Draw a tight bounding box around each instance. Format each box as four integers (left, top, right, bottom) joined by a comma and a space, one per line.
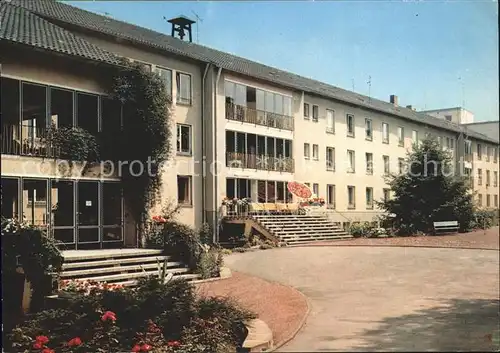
59, 249, 200, 288
253, 214, 352, 245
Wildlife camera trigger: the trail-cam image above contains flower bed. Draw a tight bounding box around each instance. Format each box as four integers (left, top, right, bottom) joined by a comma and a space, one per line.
6, 277, 255, 353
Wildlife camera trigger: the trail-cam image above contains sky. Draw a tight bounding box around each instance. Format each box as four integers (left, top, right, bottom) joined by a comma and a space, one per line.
67, 0, 499, 122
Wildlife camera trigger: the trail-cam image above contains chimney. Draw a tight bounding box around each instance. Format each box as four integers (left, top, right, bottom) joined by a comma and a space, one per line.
406, 105, 413, 110
390, 95, 398, 106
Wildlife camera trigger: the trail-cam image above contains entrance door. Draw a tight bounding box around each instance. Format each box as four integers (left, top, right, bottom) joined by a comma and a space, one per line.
77, 181, 100, 249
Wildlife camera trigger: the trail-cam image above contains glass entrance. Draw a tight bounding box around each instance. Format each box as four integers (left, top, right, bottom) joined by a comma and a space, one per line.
77, 181, 100, 249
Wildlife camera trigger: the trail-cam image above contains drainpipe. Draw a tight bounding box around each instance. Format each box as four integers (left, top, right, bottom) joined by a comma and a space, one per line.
201, 62, 211, 225
213, 66, 223, 243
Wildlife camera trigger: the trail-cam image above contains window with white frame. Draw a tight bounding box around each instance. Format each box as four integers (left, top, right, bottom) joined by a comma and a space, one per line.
176, 72, 192, 105
397, 127, 404, 146
382, 122, 389, 143
155, 67, 172, 99
326, 147, 335, 171
465, 140, 472, 155
326, 184, 335, 208
487, 194, 491, 207
313, 183, 319, 196
347, 150, 355, 173
494, 147, 498, 163
346, 114, 355, 137
478, 169, 482, 185
494, 171, 498, 187
366, 187, 373, 209
478, 194, 483, 206
366, 153, 373, 174
398, 158, 405, 174
412, 130, 418, 146
494, 194, 498, 208
304, 143, 310, 159
176, 124, 192, 154
312, 144, 319, 160
303, 103, 310, 119
485, 145, 490, 162
326, 109, 335, 133
437, 136, 442, 148
383, 155, 390, 174
312, 105, 319, 122
347, 185, 356, 209
365, 118, 372, 140
383, 188, 390, 202
177, 175, 192, 205
477, 143, 482, 160
486, 170, 490, 186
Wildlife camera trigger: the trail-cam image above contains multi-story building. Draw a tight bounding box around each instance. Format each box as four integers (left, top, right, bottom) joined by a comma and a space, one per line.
422, 107, 475, 125
1, 0, 498, 249
461, 121, 500, 142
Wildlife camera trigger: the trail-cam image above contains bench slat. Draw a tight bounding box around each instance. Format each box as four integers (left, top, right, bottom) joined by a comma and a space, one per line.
433, 221, 458, 227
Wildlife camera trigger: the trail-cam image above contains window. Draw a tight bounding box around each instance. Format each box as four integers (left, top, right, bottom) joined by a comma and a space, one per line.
465, 140, 472, 155
77, 93, 99, 134
177, 124, 192, 155
347, 150, 355, 173
477, 144, 482, 160
494, 195, 498, 208
22, 83, 47, 140
382, 123, 389, 143
486, 194, 491, 207
50, 88, 73, 128
326, 109, 335, 133
398, 158, 405, 174
312, 105, 319, 122
326, 147, 335, 171
365, 118, 372, 140
478, 194, 483, 206
23, 179, 48, 225
346, 114, 355, 137
304, 182, 310, 188
312, 144, 319, 160
326, 184, 335, 209
366, 187, 373, 209
304, 143, 310, 159
494, 148, 498, 163
176, 72, 192, 105
485, 145, 490, 162
102, 183, 123, 241
303, 103, 310, 119
486, 170, 490, 186
347, 186, 356, 209
313, 183, 319, 196
494, 171, 498, 187
383, 155, 390, 174
383, 188, 390, 202
437, 136, 442, 148
1, 78, 20, 128
366, 153, 373, 174
177, 176, 192, 205
156, 67, 172, 99
412, 130, 418, 147
397, 127, 404, 146
2, 178, 19, 219
478, 169, 482, 185
445, 115, 452, 122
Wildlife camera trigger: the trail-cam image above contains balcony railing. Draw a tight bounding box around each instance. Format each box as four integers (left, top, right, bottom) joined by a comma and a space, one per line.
1, 124, 60, 158
225, 103, 294, 131
226, 151, 294, 173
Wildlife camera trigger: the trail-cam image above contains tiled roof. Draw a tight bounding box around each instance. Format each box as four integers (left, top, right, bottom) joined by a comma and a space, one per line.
0, 1, 119, 65
5, 0, 498, 144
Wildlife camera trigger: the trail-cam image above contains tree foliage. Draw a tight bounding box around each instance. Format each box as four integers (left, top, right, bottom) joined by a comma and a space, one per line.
109, 59, 172, 229
377, 136, 474, 234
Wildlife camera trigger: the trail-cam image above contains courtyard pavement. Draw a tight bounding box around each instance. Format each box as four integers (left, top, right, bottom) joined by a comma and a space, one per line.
224, 246, 500, 352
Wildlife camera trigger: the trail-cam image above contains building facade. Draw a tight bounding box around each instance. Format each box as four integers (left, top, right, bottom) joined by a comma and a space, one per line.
1, 0, 499, 249
461, 121, 500, 142
422, 107, 475, 125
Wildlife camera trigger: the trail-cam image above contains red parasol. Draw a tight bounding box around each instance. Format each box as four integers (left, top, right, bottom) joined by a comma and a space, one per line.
287, 181, 312, 199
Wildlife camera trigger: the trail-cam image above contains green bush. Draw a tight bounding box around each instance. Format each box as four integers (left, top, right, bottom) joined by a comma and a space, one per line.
471, 209, 498, 230
348, 223, 371, 237
5, 277, 255, 353
196, 246, 224, 279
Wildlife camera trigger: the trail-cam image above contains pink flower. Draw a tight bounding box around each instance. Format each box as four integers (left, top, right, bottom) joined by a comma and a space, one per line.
67, 337, 82, 347
33, 342, 43, 349
131, 345, 142, 352
167, 340, 181, 347
141, 344, 152, 351
41, 349, 55, 353
101, 310, 117, 322
36, 336, 49, 345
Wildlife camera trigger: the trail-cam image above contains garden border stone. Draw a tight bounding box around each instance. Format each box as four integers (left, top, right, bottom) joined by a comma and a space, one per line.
242, 319, 274, 352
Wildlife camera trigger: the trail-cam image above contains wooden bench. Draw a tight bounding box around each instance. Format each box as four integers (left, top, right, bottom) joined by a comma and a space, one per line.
433, 221, 459, 235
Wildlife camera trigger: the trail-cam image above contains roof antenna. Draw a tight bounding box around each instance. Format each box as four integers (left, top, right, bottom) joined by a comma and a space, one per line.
367, 75, 372, 103
191, 10, 204, 44
458, 76, 465, 108
351, 78, 355, 92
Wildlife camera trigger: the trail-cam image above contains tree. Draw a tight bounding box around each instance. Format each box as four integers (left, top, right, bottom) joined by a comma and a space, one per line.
377, 136, 474, 234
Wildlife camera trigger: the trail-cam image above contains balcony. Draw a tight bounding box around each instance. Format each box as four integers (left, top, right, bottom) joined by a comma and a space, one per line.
1, 124, 60, 158
225, 103, 294, 131
226, 152, 294, 173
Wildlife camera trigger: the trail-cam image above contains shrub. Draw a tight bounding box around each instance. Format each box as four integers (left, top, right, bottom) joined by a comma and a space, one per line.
348, 223, 370, 238
367, 227, 387, 238
5, 277, 254, 353
44, 125, 100, 162
196, 245, 224, 279
471, 209, 498, 229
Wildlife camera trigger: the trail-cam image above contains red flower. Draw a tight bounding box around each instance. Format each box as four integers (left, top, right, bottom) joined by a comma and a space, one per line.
131, 345, 142, 352
101, 310, 117, 322
68, 337, 82, 347
41, 349, 54, 353
33, 342, 43, 349
36, 336, 49, 345
167, 341, 181, 347
141, 344, 152, 351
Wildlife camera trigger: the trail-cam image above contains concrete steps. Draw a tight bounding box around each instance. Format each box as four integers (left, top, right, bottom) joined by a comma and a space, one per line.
252, 214, 351, 245
59, 249, 200, 288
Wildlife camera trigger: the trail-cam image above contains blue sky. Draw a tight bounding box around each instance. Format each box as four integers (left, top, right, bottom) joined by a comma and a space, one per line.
67, 1, 498, 122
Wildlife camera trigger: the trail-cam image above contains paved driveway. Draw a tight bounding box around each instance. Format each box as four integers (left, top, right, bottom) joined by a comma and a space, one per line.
225, 246, 500, 352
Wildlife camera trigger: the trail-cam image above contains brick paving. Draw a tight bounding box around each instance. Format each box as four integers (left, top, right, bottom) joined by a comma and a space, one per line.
195, 271, 308, 348
305, 226, 499, 250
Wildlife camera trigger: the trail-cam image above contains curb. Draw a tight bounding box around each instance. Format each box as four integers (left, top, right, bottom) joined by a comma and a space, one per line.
294, 243, 499, 251
269, 286, 311, 352
191, 267, 232, 284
